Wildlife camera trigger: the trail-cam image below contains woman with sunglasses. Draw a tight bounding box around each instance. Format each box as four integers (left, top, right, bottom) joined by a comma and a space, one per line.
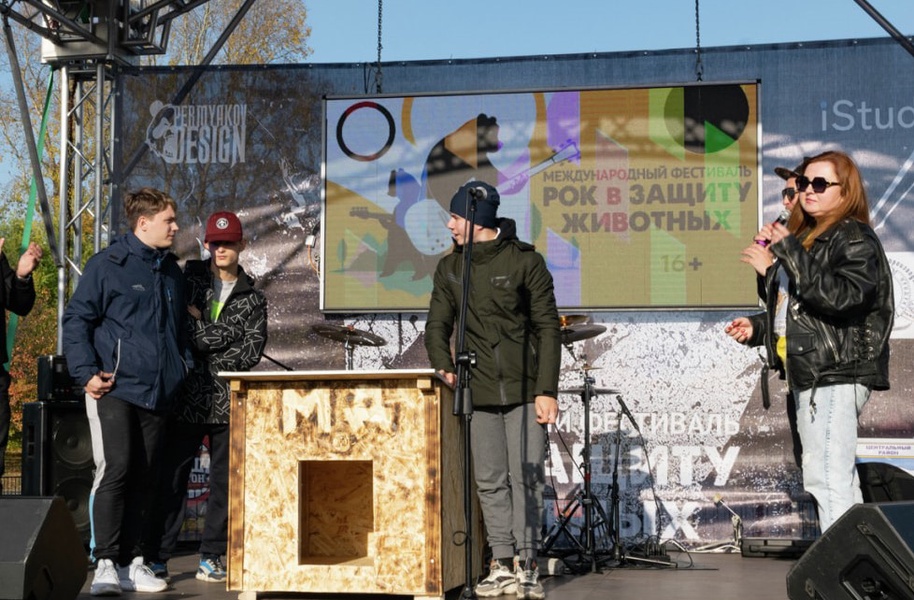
726, 150, 894, 533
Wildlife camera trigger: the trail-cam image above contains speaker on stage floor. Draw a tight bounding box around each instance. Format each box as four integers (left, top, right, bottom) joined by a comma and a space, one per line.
0, 496, 87, 600
858, 462, 914, 503
786, 501, 914, 599
36, 355, 79, 402
21, 401, 93, 544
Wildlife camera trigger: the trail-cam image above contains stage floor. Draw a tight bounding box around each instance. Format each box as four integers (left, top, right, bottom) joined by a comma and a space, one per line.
77, 548, 796, 600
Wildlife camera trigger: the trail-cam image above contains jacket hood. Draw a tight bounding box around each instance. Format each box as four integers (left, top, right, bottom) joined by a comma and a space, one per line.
451, 217, 519, 253
119, 231, 176, 264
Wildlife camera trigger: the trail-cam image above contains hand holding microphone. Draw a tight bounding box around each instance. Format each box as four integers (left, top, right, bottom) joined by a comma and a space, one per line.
755, 209, 791, 247
742, 210, 789, 275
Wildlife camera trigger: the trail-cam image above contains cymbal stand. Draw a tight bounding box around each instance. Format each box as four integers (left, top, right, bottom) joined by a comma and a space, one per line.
343, 335, 355, 370
553, 342, 613, 573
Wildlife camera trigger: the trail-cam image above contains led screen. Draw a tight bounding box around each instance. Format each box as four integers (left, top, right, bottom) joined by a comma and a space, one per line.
323, 83, 760, 311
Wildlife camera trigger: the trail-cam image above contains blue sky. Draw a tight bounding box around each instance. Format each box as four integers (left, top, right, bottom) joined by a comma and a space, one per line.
305, 0, 913, 63
1, 1, 911, 184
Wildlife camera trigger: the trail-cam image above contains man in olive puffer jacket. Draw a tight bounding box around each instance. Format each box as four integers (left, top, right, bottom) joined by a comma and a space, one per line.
425, 181, 561, 600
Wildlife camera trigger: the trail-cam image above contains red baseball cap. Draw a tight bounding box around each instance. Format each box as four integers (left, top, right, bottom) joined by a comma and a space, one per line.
204, 211, 243, 243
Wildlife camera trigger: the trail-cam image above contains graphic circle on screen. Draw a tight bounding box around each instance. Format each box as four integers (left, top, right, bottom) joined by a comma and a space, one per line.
665, 85, 749, 154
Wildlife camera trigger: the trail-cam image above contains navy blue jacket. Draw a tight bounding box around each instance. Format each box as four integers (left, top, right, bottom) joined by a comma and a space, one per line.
63, 232, 191, 411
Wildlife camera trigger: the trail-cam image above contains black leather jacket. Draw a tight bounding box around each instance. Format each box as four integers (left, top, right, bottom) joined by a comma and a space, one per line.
747, 219, 893, 394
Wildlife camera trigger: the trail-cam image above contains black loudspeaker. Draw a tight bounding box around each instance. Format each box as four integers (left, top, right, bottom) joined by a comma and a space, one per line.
0, 496, 88, 600
36, 356, 78, 402
858, 462, 914, 503
21, 402, 93, 544
786, 501, 914, 599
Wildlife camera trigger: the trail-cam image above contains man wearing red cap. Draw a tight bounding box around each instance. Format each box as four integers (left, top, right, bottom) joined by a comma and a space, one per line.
142, 210, 267, 584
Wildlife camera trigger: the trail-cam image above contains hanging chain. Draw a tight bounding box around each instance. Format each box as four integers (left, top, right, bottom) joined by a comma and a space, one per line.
694, 0, 703, 81
375, 0, 383, 93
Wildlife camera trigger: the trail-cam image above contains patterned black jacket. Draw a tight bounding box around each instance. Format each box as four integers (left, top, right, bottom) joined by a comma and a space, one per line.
173, 259, 267, 424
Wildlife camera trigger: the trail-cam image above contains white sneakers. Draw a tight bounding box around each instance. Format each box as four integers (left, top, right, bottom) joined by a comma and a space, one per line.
90, 556, 169, 595
90, 559, 121, 596
118, 557, 169, 593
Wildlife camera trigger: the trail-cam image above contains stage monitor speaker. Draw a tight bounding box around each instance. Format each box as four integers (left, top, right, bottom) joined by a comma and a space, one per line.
786, 501, 914, 599
0, 496, 88, 600
858, 462, 914, 503
21, 401, 93, 544
36, 355, 78, 402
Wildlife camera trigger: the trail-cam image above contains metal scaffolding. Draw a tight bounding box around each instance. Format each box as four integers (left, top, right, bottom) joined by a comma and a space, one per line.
0, 0, 255, 351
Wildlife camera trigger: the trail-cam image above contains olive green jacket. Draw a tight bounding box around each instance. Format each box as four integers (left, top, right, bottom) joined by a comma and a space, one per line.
425, 218, 561, 407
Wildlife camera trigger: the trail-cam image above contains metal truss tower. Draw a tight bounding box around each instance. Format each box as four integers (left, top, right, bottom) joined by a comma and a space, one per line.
0, 0, 255, 351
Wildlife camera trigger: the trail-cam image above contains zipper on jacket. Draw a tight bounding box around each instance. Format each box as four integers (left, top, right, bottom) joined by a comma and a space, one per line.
493, 343, 509, 406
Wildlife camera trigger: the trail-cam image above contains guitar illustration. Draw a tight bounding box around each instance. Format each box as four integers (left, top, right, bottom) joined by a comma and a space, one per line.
500, 139, 581, 194
399, 139, 583, 255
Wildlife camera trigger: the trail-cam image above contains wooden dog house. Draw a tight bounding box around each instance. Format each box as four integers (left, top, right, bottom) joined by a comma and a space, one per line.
223, 369, 480, 599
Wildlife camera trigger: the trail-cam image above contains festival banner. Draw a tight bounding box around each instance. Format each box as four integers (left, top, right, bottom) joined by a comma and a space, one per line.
323, 83, 760, 311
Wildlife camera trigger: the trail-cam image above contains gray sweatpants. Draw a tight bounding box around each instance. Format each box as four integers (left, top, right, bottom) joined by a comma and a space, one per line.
470, 402, 547, 563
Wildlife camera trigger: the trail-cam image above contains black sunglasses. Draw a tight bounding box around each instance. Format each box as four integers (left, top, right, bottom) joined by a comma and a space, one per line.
796, 175, 841, 194
781, 187, 798, 201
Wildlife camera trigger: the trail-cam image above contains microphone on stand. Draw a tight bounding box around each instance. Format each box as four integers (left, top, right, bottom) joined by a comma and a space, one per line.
468, 186, 488, 200
615, 395, 641, 433
755, 209, 791, 247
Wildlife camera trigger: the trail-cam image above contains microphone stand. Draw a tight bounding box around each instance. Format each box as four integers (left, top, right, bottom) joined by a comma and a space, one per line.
610, 409, 624, 563
453, 189, 480, 599
609, 394, 672, 568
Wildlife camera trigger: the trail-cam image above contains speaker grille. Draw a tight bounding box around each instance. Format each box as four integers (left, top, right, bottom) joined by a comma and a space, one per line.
0, 497, 88, 600
787, 501, 914, 600
52, 415, 92, 467
20, 401, 94, 544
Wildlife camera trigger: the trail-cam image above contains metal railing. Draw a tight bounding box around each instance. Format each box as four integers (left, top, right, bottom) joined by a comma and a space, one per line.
1, 452, 22, 495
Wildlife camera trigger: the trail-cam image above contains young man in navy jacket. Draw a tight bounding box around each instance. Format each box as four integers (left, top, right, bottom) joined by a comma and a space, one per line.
63, 187, 191, 596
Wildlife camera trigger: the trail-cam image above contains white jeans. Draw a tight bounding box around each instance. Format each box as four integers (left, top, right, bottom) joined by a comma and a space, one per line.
794, 383, 870, 533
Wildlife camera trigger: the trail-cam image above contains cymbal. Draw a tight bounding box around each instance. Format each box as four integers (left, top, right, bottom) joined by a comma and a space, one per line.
560, 387, 621, 396
559, 314, 589, 328
561, 323, 606, 343
311, 323, 387, 347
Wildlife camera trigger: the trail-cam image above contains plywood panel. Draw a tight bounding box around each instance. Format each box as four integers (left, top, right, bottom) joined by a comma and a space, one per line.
226, 370, 479, 598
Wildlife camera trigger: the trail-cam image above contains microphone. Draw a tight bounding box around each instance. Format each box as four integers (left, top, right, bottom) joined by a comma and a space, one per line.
468, 186, 488, 200
615, 394, 641, 433
756, 209, 791, 247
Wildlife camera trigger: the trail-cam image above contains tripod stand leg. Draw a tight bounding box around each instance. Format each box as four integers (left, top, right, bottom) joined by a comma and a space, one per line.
541, 496, 585, 556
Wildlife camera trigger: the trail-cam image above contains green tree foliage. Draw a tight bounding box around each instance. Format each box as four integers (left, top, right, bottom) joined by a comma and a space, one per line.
0, 0, 313, 453
152, 0, 312, 66
1, 217, 55, 451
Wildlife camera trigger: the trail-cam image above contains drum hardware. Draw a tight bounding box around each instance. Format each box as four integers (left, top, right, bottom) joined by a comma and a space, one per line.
560, 323, 606, 345
559, 314, 590, 328
311, 323, 386, 370
544, 321, 614, 573
548, 320, 672, 571
544, 380, 614, 573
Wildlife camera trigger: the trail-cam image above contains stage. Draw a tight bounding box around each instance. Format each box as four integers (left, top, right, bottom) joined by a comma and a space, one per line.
77, 549, 796, 600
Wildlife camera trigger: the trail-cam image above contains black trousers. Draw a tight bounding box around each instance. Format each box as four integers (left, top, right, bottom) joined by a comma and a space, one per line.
143, 421, 230, 560
87, 395, 168, 565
